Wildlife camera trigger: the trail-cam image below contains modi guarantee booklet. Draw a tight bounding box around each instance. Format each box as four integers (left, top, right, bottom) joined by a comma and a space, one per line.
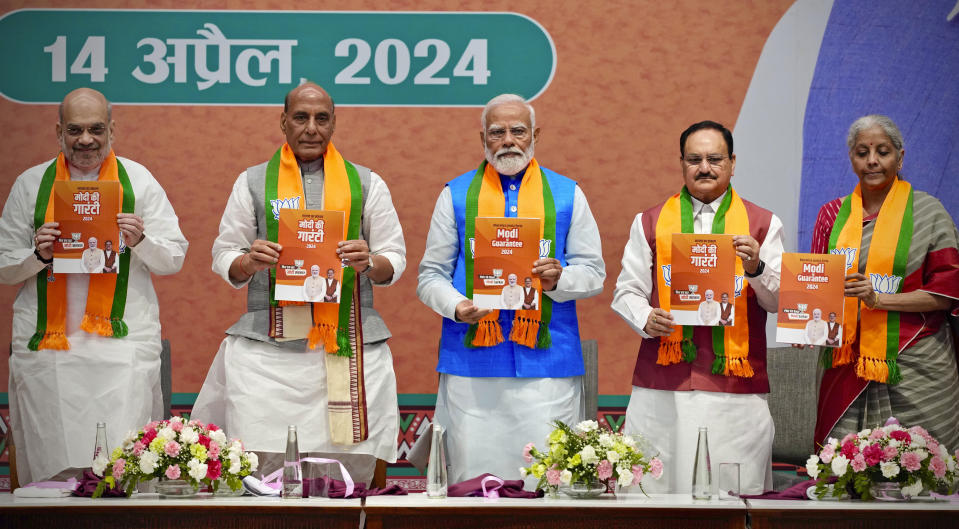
472, 217, 542, 310
669, 233, 735, 326
274, 209, 344, 303
776, 253, 845, 347
53, 181, 121, 274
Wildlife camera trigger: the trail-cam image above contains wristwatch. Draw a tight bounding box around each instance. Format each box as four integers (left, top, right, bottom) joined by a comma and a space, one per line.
34, 248, 53, 265
744, 259, 765, 278
361, 255, 375, 274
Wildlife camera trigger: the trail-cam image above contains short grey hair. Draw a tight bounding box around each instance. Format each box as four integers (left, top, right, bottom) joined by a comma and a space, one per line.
481, 94, 535, 131
846, 114, 904, 153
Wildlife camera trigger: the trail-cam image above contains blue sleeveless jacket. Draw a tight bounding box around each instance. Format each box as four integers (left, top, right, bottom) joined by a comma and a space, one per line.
437, 165, 584, 378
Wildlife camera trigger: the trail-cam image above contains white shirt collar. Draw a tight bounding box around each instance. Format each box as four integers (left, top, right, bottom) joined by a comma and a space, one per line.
67, 161, 100, 181
689, 189, 729, 216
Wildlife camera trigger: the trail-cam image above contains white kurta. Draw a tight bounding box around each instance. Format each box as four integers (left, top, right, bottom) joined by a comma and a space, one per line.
417, 179, 605, 484
0, 157, 188, 484
611, 190, 783, 494
191, 165, 406, 464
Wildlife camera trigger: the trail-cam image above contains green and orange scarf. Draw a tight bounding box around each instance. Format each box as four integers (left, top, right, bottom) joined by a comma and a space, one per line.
823, 178, 913, 385
463, 159, 555, 349
654, 187, 753, 377
264, 142, 367, 444
29, 151, 133, 351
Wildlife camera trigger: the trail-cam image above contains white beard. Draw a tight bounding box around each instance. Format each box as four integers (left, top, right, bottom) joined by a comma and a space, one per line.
485, 141, 535, 176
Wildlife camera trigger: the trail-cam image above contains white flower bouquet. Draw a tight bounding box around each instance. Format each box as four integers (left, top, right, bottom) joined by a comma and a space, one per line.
520, 420, 663, 495
92, 416, 258, 497
808, 417, 958, 500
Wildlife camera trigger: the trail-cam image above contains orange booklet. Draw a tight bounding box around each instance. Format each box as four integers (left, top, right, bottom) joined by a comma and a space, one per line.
669, 233, 735, 326
275, 209, 344, 303
776, 253, 845, 347
472, 217, 542, 310
53, 181, 121, 274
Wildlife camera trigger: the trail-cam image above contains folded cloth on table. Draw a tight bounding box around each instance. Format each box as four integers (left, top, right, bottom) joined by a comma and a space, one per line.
448, 473, 543, 498
242, 475, 280, 497
306, 477, 407, 498
14, 487, 73, 498
740, 478, 817, 500
72, 470, 126, 497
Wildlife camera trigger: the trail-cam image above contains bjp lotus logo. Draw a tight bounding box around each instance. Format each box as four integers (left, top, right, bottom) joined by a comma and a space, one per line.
270, 196, 301, 220
688, 284, 698, 293
294, 259, 304, 269
71, 232, 82, 241
831, 247, 858, 271
870, 273, 903, 294
797, 303, 808, 313
661, 265, 671, 287
539, 239, 552, 258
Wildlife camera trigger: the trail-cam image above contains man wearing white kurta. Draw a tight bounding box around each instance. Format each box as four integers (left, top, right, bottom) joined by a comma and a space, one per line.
612, 121, 782, 495
80, 237, 105, 273
191, 83, 405, 485
418, 94, 605, 484
0, 88, 188, 484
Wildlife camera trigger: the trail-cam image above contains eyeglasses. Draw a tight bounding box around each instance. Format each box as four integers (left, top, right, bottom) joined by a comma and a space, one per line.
486, 126, 530, 141
682, 154, 727, 167
64, 124, 107, 137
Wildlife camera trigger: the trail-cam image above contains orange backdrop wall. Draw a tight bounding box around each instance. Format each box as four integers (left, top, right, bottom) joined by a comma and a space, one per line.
0, 0, 794, 396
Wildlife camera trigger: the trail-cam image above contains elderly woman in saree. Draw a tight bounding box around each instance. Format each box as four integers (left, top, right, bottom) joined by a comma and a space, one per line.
811, 115, 959, 451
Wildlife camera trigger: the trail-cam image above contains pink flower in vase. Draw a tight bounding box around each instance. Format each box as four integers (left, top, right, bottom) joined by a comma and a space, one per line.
132, 441, 146, 457
840, 433, 857, 446
523, 442, 535, 463
850, 454, 867, 472
840, 441, 859, 459
164, 441, 181, 457
631, 465, 644, 485
170, 421, 184, 433
207, 423, 220, 432
597, 460, 613, 481
900, 451, 922, 472
545, 469, 561, 486
882, 445, 899, 462
198, 434, 211, 448
113, 459, 126, 479
819, 444, 836, 464
649, 458, 664, 479
929, 456, 947, 479
868, 429, 885, 441
206, 460, 222, 481
890, 430, 911, 444
884, 417, 900, 427
142, 428, 157, 445
165, 465, 181, 480
146, 421, 160, 430
862, 443, 883, 466
208, 441, 221, 459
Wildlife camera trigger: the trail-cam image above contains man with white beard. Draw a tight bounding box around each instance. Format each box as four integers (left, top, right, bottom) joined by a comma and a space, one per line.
418, 94, 605, 483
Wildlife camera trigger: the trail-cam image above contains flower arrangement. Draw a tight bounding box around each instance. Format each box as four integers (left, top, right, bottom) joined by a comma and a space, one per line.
92, 416, 258, 497
520, 420, 663, 495
807, 417, 958, 500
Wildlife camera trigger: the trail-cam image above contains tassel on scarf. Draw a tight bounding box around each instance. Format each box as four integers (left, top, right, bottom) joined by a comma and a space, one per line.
308, 323, 339, 353
681, 339, 697, 363
536, 324, 551, 349
335, 328, 353, 358
81, 313, 115, 336
656, 337, 683, 366
110, 318, 129, 338
472, 319, 504, 347
856, 355, 890, 384
30, 331, 70, 351
509, 315, 541, 349
724, 357, 754, 378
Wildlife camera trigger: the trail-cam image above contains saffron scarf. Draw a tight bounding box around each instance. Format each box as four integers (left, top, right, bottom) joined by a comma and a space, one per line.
463, 159, 556, 349
264, 142, 368, 444
29, 151, 133, 351
824, 178, 913, 385
653, 187, 753, 377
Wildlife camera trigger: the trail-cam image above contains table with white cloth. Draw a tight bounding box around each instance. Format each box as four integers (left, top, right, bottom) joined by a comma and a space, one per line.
0, 493, 362, 529
745, 498, 959, 529
362, 493, 747, 529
